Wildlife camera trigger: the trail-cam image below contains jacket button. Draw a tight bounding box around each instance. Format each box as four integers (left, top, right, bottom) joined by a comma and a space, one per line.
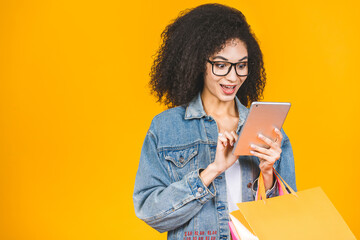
247, 182, 252, 188
179, 156, 184, 163
197, 187, 203, 193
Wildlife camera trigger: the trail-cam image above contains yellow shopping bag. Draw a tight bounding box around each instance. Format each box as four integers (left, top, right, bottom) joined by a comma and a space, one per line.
230, 168, 356, 240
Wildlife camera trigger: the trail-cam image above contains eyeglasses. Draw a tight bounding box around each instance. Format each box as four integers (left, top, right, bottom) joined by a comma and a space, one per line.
207, 59, 249, 77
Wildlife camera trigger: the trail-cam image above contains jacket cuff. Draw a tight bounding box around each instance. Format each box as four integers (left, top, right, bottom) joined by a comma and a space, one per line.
251, 173, 278, 198
186, 169, 216, 204
265, 176, 278, 198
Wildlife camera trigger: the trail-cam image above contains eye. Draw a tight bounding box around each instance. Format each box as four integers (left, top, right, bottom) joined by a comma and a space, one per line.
214, 62, 227, 69
236, 62, 248, 70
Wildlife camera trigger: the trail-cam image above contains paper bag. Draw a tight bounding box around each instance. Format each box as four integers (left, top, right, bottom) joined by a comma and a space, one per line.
230, 168, 356, 240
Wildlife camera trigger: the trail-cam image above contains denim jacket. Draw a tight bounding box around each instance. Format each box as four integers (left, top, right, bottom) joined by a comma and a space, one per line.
133, 93, 297, 240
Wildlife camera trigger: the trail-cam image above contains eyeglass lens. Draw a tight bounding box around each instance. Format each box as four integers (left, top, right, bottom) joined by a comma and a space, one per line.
212, 61, 248, 76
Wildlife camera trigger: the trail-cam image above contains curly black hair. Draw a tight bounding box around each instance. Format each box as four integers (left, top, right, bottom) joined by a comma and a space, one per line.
150, 3, 266, 108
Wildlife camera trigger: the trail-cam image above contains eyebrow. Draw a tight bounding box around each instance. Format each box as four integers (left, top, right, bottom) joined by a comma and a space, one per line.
212, 56, 248, 61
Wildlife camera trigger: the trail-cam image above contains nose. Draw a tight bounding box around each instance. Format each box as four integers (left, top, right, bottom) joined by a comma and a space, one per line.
226, 65, 238, 82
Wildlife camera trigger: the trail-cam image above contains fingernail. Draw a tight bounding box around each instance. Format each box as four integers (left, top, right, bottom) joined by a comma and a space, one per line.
225, 142, 227, 146
258, 134, 262, 138
250, 150, 254, 154
250, 144, 255, 148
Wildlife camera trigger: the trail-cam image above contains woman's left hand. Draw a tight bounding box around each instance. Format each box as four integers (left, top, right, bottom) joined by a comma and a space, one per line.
249, 127, 283, 190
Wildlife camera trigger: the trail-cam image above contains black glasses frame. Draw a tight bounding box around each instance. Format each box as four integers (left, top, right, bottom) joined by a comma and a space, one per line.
207, 59, 250, 77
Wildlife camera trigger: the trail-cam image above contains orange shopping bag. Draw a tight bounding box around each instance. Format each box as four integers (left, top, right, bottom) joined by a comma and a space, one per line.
229, 168, 356, 240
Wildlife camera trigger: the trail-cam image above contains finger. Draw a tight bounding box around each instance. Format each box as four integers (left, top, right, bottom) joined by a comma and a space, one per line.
250, 144, 281, 163
274, 128, 283, 143
223, 131, 235, 146
230, 131, 238, 142
250, 150, 274, 163
218, 134, 228, 147
252, 148, 281, 162
250, 143, 272, 156
258, 134, 278, 150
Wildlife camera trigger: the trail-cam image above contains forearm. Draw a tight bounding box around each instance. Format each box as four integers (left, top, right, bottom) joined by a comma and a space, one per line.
199, 163, 222, 187
262, 169, 275, 192
251, 168, 277, 199
134, 169, 216, 232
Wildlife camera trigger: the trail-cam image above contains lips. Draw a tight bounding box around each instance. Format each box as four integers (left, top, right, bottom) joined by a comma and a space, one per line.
220, 84, 237, 94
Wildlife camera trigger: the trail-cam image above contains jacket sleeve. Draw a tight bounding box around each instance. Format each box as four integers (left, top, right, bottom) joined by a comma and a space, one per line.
251, 128, 297, 198
274, 129, 297, 192
133, 127, 216, 233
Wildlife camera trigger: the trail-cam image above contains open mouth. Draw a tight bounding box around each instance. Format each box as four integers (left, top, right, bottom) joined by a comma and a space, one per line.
220, 84, 236, 89
220, 84, 237, 95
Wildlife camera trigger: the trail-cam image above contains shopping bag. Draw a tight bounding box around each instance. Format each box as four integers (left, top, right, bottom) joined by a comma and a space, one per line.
229, 221, 241, 240
229, 168, 356, 240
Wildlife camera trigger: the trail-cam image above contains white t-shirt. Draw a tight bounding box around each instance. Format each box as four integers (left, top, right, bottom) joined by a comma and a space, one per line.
225, 160, 242, 213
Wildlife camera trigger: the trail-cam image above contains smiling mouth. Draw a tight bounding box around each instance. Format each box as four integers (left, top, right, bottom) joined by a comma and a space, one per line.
220, 84, 236, 89
219, 84, 237, 95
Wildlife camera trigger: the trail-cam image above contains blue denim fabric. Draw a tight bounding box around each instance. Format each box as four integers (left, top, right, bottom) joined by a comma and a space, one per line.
133, 93, 297, 240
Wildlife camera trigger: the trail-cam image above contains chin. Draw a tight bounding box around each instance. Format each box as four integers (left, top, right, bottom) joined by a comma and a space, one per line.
217, 92, 238, 102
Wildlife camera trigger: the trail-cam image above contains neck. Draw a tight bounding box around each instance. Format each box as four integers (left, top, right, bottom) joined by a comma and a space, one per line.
201, 91, 238, 118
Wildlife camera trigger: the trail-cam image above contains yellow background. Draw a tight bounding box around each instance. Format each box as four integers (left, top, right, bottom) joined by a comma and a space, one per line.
0, 0, 359, 239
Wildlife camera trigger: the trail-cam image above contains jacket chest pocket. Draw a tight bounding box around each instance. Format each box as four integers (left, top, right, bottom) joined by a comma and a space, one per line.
163, 145, 199, 182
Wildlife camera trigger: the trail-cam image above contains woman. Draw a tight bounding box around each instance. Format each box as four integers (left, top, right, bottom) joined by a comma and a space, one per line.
133, 3, 297, 240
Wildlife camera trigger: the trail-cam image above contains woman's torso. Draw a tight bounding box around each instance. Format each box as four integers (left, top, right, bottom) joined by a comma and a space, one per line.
134, 93, 295, 240
150, 94, 263, 240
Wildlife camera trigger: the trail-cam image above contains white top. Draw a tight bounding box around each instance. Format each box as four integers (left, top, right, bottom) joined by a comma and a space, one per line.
226, 161, 260, 240
225, 160, 242, 213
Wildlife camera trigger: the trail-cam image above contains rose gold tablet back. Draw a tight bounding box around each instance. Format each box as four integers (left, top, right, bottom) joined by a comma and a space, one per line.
233, 102, 291, 156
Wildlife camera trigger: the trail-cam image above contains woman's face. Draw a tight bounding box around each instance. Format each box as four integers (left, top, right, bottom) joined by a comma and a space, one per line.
203, 38, 248, 102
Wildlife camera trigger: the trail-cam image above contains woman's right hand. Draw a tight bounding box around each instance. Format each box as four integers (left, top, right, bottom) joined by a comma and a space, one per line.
213, 130, 239, 173
199, 131, 239, 186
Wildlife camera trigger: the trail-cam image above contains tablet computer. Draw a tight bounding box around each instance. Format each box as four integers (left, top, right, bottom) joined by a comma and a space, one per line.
232, 102, 291, 156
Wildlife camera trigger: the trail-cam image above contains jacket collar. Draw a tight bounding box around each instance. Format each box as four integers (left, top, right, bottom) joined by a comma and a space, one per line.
184, 92, 249, 132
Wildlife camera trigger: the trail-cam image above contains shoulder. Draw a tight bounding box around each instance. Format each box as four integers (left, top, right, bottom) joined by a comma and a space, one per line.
155, 105, 186, 121
147, 105, 204, 148
148, 105, 187, 133
280, 128, 290, 143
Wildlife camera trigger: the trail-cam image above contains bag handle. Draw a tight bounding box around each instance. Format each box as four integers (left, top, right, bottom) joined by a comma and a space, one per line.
276, 172, 287, 196
256, 167, 298, 201
273, 168, 297, 196
256, 172, 267, 201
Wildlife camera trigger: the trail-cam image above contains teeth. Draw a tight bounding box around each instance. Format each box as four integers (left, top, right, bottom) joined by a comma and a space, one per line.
221, 84, 235, 89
